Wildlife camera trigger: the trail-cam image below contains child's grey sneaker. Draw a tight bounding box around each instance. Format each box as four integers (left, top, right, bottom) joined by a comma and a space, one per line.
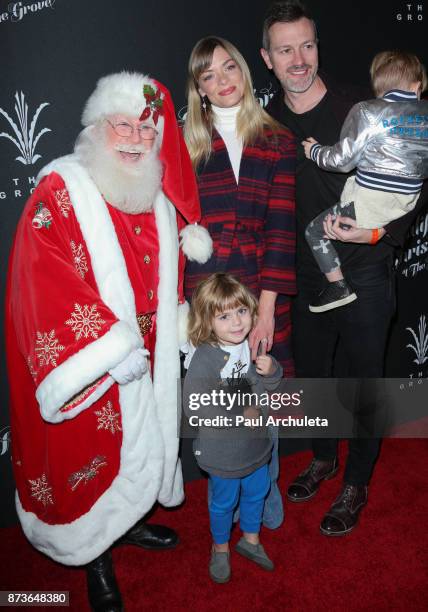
235, 537, 274, 571
209, 549, 231, 583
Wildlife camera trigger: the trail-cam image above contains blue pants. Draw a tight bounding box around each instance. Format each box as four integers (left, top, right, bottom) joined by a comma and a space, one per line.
209, 464, 270, 545
263, 426, 283, 529
207, 427, 284, 530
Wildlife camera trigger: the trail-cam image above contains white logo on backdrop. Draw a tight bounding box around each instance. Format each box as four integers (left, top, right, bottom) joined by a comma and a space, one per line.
0, 426, 11, 457
0, 91, 51, 165
399, 211, 428, 278
406, 315, 428, 365
256, 83, 275, 108
396, 2, 424, 21
0, 1, 56, 25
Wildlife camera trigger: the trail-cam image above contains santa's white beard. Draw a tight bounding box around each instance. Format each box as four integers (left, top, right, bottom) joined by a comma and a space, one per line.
74, 126, 163, 214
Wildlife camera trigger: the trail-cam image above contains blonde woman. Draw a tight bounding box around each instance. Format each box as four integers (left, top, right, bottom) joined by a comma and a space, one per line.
184, 36, 297, 530
184, 35, 296, 373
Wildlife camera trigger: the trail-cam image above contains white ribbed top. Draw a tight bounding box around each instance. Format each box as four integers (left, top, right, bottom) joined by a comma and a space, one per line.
212, 103, 243, 184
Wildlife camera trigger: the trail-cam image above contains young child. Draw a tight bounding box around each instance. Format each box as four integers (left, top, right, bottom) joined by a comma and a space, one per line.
183, 273, 283, 583
303, 50, 428, 313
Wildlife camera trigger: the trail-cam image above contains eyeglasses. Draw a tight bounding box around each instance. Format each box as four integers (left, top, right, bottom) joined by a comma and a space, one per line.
106, 120, 157, 140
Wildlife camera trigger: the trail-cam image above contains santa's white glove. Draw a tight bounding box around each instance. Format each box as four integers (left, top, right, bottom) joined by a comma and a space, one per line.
108, 348, 149, 384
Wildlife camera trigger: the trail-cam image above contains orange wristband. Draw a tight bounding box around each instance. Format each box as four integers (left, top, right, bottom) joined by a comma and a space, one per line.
370, 228, 379, 245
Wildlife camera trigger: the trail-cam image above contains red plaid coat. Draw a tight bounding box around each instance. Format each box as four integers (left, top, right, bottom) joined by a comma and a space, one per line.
185, 127, 296, 374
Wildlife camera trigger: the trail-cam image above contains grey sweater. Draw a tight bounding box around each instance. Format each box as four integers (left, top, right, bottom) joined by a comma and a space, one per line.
182, 343, 283, 478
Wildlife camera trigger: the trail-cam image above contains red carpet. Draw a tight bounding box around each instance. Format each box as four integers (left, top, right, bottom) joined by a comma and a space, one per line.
1, 439, 427, 611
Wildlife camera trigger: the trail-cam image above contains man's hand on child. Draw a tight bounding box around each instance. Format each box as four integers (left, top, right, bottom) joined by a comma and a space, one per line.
255, 355, 275, 376
323, 214, 386, 244
302, 136, 318, 159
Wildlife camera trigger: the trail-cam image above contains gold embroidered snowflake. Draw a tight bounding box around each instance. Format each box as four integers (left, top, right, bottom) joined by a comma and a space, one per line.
94, 401, 122, 434
65, 303, 105, 340
54, 188, 72, 217
29, 473, 54, 506
70, 240, 89, 279
35, 330, 65, 367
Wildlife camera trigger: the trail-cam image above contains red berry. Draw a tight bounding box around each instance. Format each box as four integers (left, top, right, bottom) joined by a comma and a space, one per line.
140, 107, 151, 121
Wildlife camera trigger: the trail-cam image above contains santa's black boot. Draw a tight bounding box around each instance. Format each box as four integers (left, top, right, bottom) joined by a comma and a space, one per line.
116, 519, 178, 550
86, 549, 123, 612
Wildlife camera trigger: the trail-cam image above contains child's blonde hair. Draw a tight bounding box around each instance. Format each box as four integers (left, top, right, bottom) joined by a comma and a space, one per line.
188, 273, 258, 347
370, 50, 427, 97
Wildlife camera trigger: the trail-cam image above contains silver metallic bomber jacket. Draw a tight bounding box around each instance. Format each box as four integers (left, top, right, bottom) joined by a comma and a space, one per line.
310, 90, 428, 194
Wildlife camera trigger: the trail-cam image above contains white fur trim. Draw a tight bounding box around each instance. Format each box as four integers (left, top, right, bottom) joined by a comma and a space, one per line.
178, 301, 190, 347
17, 372, 165, 565
19, 156, 183, 565
180, 224, 213, 263
152, 192, 184, 506
81, 72, 164, 138
36, 321, 141, 423
56, 375, 114, 419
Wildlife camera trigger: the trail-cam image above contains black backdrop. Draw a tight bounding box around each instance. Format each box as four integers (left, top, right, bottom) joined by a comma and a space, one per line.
1, 0, 426, 527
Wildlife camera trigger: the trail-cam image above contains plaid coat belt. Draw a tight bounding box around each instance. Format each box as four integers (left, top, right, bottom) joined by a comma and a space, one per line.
212, 220, 264, 267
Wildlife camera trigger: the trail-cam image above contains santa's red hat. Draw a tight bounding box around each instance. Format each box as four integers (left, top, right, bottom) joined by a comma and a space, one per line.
81, 71, 212, 263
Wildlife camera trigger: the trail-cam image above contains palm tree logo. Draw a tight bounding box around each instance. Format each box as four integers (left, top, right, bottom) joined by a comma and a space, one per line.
406, 315, 428, 365
256, 83, 275, 108
0, 91, 51, 165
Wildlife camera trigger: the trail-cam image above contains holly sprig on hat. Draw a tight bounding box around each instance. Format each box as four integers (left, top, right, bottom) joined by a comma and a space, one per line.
140, 84, 164, 125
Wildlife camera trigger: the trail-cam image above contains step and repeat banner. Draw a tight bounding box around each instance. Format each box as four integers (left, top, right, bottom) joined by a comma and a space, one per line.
1, 0, 426, 526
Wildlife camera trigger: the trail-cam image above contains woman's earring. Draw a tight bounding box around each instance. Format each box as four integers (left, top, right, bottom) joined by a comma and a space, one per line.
201, 96, 208, 116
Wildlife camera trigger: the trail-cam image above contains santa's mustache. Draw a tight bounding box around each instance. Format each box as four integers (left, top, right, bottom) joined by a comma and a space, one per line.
114, 143, 148, 154
287, 64, 311, 73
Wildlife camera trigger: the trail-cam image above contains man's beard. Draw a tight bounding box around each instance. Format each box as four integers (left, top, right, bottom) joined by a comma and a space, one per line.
75, 126, 163, 214
281, 63, 318, 94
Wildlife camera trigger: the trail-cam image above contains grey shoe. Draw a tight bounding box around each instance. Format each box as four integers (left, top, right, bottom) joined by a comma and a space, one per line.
235, 537, 274, 571
209, 549, 231, 583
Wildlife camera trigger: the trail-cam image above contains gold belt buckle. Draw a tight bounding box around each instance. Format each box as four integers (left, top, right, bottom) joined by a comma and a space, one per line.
137, 313, 153, 337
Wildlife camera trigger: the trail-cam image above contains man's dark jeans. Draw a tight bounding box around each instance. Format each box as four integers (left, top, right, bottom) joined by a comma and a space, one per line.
292, 262, 396, 485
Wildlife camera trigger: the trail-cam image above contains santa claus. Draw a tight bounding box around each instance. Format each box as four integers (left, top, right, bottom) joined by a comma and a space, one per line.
5, 72, 212, 611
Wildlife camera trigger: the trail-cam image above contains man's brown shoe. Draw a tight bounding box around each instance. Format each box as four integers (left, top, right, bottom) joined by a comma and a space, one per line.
320, 483, 368, 536
287, 457, 339, 502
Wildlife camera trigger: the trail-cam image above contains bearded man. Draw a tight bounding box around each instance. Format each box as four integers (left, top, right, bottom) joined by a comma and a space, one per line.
5, 72, 211, 612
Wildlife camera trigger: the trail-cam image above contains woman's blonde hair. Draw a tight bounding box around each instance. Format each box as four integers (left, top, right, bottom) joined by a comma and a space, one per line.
370, 50, 427, 97
188, 273, 258, 346
184, 35, 280, 169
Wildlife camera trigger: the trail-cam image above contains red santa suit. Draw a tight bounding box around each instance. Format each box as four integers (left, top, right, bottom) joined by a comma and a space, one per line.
5, 74, 211, 566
